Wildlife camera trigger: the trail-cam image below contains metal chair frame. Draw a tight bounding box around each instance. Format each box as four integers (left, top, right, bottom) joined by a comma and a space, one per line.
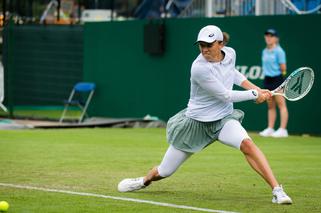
60, 82, 95, 123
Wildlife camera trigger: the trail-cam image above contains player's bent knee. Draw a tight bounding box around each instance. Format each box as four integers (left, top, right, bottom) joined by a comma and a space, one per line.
240, 139, 255, 155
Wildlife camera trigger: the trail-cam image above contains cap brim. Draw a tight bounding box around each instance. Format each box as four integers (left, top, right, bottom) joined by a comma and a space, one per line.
194, 39, 215, 45
265, 32, 278, 37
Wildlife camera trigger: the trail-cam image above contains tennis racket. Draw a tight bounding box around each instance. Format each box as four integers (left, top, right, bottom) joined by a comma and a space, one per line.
272, 67, 314, 101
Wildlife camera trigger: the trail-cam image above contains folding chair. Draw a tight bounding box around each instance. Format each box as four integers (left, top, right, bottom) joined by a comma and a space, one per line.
60, 82, 96, 123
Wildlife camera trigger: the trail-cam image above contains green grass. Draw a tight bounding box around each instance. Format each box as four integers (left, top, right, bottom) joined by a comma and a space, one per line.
0, 128, 320, 213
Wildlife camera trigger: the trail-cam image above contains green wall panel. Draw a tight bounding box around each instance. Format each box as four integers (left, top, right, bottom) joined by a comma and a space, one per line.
84, 15, 321, 134
4, 25, 83, 106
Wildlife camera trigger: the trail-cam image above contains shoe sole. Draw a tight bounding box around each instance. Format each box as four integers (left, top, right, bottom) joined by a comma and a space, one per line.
272, 199, 293, 204
275, 201, 292, 205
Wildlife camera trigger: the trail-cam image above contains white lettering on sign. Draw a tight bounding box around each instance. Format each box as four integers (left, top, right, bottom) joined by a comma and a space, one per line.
236, 65, 264, 80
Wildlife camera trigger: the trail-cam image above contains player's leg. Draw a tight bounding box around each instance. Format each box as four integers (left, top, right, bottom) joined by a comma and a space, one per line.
260, 98, 276, 136
118, 145, 192, 192
219, 120, 276, 185
240, 139, 278, 188
218, 119, 292, 204
272, 95, 288, 137
240, 139, 292, 204
144, 145, 192, 185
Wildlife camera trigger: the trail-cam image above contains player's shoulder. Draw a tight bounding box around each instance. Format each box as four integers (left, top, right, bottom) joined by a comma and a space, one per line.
191, 54, 210, 76
222, 46, 236, 58
222, 46, 235, 53
192, 54, 208, 67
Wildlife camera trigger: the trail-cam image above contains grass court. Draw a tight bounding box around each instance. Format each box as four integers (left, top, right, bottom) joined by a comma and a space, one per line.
0, 128, 320, 213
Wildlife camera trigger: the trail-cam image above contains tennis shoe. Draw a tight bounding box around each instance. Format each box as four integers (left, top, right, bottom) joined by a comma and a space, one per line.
118, 177, 146, 192
259, 128, 275, 137
272, 185, 292, 204
271, 128, 288, 138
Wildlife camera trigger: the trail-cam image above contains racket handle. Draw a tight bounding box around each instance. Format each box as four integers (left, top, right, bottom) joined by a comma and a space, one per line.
271, 92, 284, 97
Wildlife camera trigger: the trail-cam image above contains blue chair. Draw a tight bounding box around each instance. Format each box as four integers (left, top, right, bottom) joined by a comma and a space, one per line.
60, 82, 96, 123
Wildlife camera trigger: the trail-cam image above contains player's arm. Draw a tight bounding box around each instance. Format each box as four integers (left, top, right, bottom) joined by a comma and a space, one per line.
240, 79, 261, 91
238, 80, 272, 103
233, 69, 271, 103
192, 65, 259, 103
233, 68, 261, 90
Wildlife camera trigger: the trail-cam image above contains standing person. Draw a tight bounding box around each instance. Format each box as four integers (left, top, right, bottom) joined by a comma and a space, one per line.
118, 25, 292, 204
259, 29, 289, 138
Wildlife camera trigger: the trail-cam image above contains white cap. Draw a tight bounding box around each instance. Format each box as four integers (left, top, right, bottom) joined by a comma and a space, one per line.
196, 25, 223, 43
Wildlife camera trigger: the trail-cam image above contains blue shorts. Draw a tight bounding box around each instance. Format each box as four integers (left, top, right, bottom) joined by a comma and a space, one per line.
263, 75, 284, 90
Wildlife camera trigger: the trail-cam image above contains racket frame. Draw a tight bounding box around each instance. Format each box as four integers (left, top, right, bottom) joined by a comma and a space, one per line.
271, 67, 314, 101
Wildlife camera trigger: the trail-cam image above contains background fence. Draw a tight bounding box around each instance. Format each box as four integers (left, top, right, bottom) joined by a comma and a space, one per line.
3, 24, 83, 113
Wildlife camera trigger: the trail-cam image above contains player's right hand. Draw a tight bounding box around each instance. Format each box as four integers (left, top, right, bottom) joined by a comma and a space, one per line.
256, 90, 272, 104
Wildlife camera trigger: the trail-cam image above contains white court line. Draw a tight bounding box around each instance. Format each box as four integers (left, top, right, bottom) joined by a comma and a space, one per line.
0, 183, 239, 213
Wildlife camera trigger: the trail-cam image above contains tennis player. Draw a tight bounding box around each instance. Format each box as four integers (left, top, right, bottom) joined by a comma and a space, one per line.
259, 29, 289, 137
118, 25, 292, 204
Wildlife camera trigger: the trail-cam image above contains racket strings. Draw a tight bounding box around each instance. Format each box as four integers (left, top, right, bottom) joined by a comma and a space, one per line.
284, 69, 314, 100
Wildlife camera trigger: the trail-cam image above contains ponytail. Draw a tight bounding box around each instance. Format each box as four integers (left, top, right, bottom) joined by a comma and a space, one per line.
223, 32, 230, 45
